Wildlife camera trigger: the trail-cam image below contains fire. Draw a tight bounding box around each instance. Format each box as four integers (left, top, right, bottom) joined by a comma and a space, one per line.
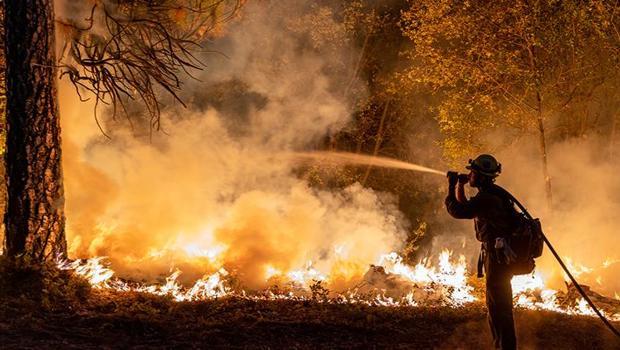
182, 243, 227, 263
512, 273, 562, 313
59, 258, 231, 302
512, 268, 620, 321
264, 265, 282, 280
286, 262, 327, 288
564, 257, 593, 277
58, 249, 620, 322
377, 250, 474, 305
59, 257, 115, 286
59, 248, 475, 306
49, 0, 620, 334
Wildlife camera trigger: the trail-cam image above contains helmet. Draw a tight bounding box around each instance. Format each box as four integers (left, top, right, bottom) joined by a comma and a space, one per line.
467, 154, 501, 177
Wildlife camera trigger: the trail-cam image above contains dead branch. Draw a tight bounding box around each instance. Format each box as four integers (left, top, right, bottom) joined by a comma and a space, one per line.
56, 0, 242, 135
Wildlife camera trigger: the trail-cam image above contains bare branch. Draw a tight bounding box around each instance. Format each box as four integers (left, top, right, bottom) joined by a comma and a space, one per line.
57, 0, 243, 133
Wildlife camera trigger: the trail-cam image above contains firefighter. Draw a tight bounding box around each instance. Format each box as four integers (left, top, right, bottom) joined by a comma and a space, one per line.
445, 154, 517, 350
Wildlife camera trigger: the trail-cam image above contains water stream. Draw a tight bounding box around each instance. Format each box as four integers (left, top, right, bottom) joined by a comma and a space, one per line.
291, 151, 446, 176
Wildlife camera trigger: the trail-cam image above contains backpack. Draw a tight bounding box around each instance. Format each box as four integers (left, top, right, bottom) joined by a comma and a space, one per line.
492, 185, 545, 275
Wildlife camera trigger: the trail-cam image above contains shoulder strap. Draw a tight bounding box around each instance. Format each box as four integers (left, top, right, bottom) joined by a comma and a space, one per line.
491, 185, 533, 220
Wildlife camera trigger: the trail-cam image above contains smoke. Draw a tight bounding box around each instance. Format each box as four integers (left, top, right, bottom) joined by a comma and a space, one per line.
434, 131, 620, 297
60, 1, 408, 289
495, 137, 620, 297
57, 0, 619, 299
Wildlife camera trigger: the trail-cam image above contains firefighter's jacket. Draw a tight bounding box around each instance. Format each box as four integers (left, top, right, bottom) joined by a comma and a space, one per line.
445, 184, 516, 243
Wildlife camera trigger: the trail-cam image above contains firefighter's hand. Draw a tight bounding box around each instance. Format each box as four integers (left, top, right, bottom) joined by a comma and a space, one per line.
447, 171, 458, 187
458, 173, 469, 184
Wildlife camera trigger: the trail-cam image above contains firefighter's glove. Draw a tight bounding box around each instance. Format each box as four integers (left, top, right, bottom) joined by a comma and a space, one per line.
495, 237, 517, 264
458, 173, 469, 184
447, 171, 458, 187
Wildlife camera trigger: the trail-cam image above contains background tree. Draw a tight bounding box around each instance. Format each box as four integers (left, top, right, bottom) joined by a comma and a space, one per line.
399, 0, 615, 208
2, 0, 239, 261
589, 0, 620, 159
286, 0, 447, 262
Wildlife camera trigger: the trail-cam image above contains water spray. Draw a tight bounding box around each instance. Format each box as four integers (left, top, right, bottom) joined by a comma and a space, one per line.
291, 151, 446, 176
293, 150, 620, 338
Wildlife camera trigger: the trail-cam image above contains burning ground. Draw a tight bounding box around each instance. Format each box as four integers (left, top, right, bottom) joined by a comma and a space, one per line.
52, 250, 620, 321
1, 258, 619, 349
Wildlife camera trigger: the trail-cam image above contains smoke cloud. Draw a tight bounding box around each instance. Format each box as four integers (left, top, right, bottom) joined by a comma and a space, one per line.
495, 137, 620, 296
437, 131, 620, 297
57, 0, 619, 300
60, 1, 408, 289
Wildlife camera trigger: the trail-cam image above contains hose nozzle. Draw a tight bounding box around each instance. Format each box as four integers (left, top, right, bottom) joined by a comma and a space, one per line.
447, 171, 468, 184
447, 171, 458, 185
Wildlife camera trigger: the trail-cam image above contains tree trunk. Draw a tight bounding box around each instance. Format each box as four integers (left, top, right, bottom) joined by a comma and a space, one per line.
361, 100, 390, 186
526, 41, 553, 210
3, 0, 67, 260
344, 32, 371, 98
610, 112, 617, 160
535, 91, 553, 210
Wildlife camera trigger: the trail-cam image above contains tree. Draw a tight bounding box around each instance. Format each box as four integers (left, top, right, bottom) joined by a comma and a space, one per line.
589, 0, 620, 159
400, 0, 613, 208
2, 0, 239, 261
4, 0, 65, 260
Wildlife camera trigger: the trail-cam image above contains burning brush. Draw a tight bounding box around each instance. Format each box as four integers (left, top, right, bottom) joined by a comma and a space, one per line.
58, 250, 620, 321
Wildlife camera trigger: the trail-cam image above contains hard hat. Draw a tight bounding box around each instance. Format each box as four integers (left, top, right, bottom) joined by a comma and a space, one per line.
466, 154, 502, 177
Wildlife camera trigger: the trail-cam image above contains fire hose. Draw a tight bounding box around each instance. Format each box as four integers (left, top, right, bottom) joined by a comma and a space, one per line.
500, 190, 620, 339
294, 151, 619, 336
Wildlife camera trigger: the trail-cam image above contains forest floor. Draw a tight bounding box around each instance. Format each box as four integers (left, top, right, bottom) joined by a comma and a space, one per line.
1, 261, 619, 349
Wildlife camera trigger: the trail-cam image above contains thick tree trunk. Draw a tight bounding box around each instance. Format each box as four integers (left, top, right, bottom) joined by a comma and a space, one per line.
3, 0, 66, 260
0, 1, 6, 253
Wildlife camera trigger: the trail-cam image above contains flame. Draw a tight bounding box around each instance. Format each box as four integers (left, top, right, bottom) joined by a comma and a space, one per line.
58, 248, 476, 306
377, 250, 475, 305
603, 258, 620, 268
286, 262, 326, 288
182, 243, 227, 263
264, 265, 282, 280
58, 249, 619, 321
512, 273, 563, 313
511, 272, 619, 321
58, 257, 115, 286
59, 258, 230, 302
564, 257, 593, 277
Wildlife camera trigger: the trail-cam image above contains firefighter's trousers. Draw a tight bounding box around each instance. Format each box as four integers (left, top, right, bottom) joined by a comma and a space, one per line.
485, 256, 517, 350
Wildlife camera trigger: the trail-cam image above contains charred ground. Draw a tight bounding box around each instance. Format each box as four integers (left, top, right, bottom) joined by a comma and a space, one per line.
1, 262, 618, 349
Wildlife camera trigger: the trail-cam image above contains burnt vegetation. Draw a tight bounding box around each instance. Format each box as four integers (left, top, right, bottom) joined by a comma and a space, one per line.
0, 261, 619, 349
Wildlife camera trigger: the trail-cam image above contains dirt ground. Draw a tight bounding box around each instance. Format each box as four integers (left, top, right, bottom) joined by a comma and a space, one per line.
1, 290, 619, 349
1, 262, 619, 349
